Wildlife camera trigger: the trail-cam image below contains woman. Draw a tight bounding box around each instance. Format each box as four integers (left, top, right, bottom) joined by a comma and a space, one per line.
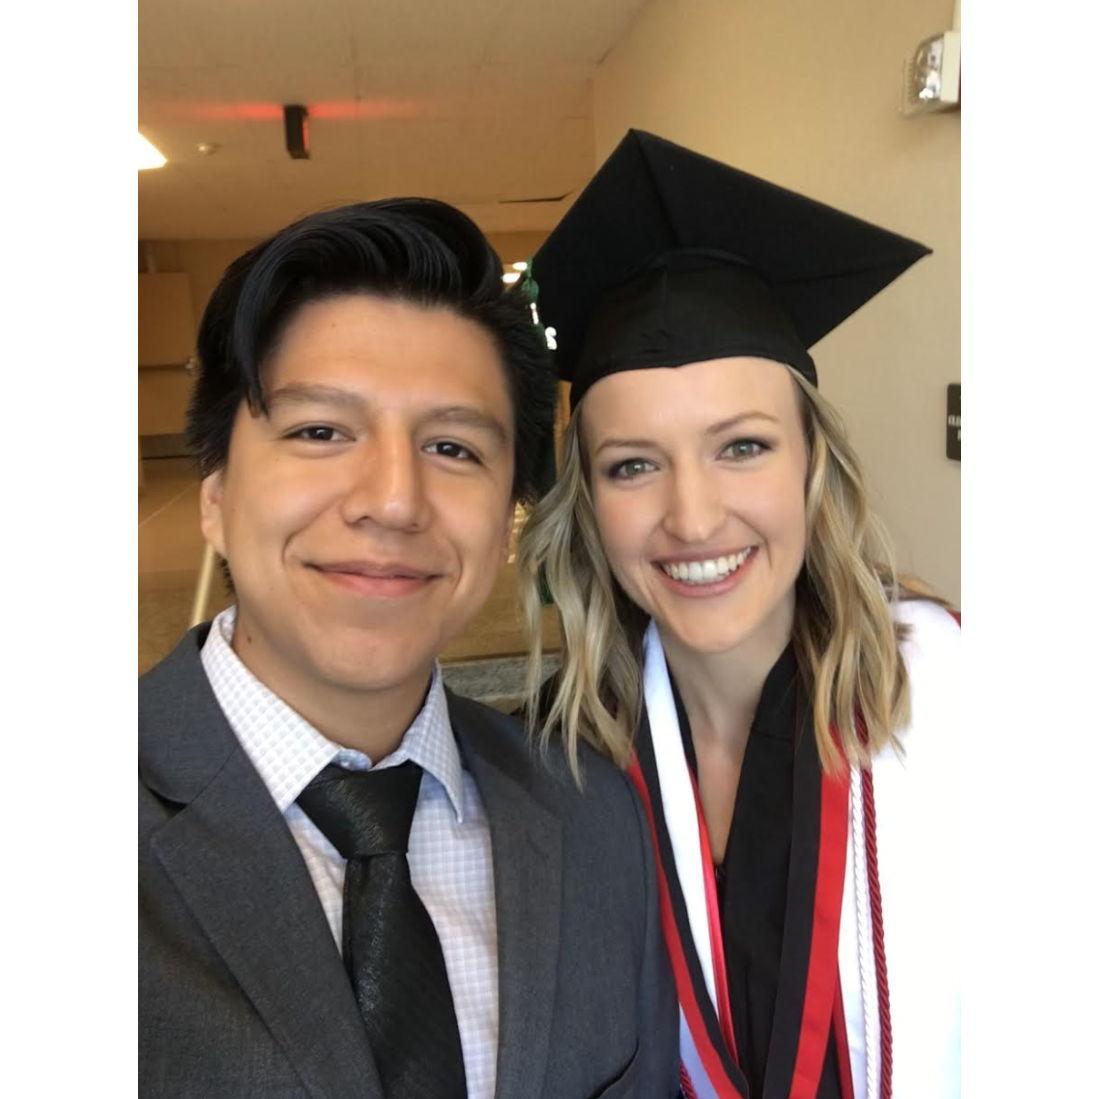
518, 131, 959, 1099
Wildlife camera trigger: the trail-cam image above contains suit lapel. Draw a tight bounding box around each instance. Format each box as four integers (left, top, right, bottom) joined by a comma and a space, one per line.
142, 629, 383, 1098
447, 693, 563, 1099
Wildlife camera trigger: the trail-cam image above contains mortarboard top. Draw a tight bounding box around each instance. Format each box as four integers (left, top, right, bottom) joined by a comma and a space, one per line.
529, 129, 931, 409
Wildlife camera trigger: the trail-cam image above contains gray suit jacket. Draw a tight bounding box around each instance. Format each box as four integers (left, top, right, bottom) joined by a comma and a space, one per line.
139, 626, 679, 1097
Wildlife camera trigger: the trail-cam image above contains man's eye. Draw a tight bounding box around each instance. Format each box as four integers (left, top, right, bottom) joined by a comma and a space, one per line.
608, 458, 656, 480
723, 439, 767, 460
425, 440, 478, 462
286, 425, 346, 442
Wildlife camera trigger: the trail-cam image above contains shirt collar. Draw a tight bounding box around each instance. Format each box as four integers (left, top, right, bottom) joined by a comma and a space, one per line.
199, 606, 467, 822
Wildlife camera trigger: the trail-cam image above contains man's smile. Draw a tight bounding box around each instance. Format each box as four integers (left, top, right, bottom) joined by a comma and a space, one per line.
306, 558, 443, 598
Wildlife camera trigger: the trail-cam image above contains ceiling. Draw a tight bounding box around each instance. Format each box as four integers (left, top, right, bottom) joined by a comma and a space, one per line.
139, 0, 650, 240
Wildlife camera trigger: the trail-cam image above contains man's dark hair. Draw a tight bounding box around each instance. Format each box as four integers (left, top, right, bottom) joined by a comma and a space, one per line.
186, 198, 556, 504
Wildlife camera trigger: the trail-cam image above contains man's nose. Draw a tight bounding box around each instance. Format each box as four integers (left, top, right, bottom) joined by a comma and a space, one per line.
339, 431, 429, 532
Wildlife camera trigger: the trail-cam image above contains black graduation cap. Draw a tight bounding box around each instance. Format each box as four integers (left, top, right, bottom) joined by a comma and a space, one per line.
529, 129, 931, 409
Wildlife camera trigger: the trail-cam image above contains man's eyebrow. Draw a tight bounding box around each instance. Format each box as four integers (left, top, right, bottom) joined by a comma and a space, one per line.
263, 386, 510, 442
265, 384, 366, 413
425, 405, 512, 444
594, 411, 779, 455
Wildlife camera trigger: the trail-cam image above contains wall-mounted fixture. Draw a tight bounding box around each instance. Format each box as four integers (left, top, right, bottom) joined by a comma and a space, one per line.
946, 384, 960, 461
283, 104, 310, 159
902, 1, 960, 116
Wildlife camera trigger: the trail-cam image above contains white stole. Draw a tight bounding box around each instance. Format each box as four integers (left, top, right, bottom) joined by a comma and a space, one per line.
641, 601, 961, 1099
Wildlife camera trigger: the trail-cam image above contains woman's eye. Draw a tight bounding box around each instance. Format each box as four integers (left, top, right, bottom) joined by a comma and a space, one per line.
287, 425, 346, 442
723, 439, 767, 460
425, 440, 478, 462
608, 458, 656, 480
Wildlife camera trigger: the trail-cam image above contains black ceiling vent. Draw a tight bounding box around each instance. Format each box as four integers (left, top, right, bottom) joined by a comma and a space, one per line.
283, 105, 310, 160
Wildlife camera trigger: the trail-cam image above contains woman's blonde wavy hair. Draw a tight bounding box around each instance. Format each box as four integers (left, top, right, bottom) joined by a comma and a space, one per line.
518, 366, 947, 780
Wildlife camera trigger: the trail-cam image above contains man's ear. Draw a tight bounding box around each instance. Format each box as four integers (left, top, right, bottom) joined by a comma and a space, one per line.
199, 469, 228, 558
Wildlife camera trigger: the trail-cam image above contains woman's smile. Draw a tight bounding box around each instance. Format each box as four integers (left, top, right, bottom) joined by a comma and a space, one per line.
656, 545, 756, 585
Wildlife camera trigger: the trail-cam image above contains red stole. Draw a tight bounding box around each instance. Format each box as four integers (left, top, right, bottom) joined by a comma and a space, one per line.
629, 711, 854, 1099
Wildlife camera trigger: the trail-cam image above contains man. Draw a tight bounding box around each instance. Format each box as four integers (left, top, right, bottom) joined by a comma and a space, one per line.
139, 199, 679, 1098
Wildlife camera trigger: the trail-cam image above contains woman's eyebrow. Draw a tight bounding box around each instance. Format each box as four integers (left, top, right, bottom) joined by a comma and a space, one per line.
593, 436, 657, 456
703, 411, 780, 435
594, 411, 780, 455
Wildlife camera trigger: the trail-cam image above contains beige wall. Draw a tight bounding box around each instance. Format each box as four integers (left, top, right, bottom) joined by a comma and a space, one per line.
137, 230, 547, 440
594, 0, 960, 603
141, 239, 260, 328
138, 241, 259, 438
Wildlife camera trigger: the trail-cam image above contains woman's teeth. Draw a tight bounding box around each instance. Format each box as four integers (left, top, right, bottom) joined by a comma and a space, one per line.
661, 547, 754, 585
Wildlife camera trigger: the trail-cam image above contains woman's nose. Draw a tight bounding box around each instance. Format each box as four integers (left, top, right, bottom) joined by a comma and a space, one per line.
662, 465, 725, 545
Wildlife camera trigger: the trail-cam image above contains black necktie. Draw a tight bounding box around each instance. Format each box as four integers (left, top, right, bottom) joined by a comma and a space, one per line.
298, 761, 467, 1099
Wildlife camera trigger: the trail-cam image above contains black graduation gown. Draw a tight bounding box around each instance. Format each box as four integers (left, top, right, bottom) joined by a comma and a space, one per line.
670, 645, 844, 1099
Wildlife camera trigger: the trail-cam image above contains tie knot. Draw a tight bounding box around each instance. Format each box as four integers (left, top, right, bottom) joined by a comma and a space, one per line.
298, 761, 424, 859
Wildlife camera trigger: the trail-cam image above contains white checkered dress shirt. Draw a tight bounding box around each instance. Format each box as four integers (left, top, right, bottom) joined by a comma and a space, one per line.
200, 607, 499, 1099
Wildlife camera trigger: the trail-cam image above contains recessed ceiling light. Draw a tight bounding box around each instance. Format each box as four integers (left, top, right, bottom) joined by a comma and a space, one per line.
502, 271, 521, 285
196, 142, 220, 156
138, 133, 167, 170
511, 261, 528, 272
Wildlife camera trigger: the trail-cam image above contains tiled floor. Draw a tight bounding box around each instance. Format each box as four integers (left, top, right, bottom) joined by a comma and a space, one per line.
138, 456, 560, 676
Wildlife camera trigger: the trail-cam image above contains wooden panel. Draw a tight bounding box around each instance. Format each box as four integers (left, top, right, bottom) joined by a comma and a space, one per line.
139, 366, 193, 436
139, 272, 196, 367
441, 561, 561, 662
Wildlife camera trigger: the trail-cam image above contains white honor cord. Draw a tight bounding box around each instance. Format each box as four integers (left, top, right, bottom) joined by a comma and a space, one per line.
849, 764, 880, 1099
642, 621, 719, 1012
